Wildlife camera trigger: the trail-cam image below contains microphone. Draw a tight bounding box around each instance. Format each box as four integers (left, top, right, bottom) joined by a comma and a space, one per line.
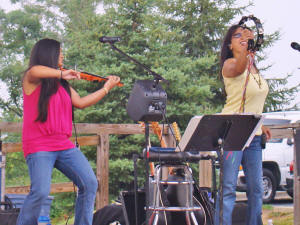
99, 36, 121, 43
291, 42, 300, 51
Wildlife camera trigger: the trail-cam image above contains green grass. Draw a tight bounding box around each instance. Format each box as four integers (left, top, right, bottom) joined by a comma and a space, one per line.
262, 204, 274, 210
263, 209, 293, 225
271, 211, 293, 225
52, 216, 74, 225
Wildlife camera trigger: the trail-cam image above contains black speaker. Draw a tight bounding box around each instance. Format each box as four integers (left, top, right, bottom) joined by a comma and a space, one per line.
126, 80, 167, 122
120, 191, 146, 225
232, 202, 247, 225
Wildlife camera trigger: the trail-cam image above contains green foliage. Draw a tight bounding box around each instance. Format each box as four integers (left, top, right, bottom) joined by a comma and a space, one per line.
50, 192, 76, 221
264, 75, 300, 112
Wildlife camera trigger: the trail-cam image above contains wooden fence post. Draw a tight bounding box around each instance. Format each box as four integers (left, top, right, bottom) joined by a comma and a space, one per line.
164, 126, 177, 148
294, 128, 300, 225
199, 153, 212, 188
96, 134, 110, 210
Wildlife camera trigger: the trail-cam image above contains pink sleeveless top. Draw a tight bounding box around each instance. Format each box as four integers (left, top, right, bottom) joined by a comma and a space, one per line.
22, 84, 75, 157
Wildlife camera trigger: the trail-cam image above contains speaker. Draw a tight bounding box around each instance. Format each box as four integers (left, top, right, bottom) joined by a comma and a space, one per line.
120, 191, 146, 225
126, 80, 167, 122
232, 202, 247, 225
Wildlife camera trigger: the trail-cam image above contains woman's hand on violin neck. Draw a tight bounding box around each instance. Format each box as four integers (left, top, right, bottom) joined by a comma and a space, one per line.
104, 75, 121, 91
61, 69, 81, 80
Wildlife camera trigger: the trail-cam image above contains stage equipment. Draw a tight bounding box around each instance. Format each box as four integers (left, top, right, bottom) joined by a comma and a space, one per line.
127, 80, 167, 122
101, 37, 169, 224
0, 130, 4, 203
0, 199, 20, 225
144, 114, 262, 225
291, 42, 300, 52
100, 37, 168, 122
99, 36, 121, 44
238, 15, 264, 52
92, 203, 125, 225
120, 190, 146, 225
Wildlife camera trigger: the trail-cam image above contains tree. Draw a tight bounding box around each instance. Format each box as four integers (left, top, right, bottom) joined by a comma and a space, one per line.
265, 75, 300, 112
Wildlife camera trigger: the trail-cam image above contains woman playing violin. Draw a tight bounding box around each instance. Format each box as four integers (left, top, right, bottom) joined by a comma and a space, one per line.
17, 38, 120, 225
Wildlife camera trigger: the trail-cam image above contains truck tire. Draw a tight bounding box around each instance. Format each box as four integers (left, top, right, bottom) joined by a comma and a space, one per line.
287, 189, 293, 198
262, 168, 277, 204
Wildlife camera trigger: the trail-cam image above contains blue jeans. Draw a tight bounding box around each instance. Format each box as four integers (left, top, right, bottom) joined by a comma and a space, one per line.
214, 136, 263, 225
16, 148, 98, 225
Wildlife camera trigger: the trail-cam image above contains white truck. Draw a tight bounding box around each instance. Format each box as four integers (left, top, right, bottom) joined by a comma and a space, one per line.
236, 111, 299, 203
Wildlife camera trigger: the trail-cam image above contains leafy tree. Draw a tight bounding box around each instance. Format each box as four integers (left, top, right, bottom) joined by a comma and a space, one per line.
265, 75, 300, 111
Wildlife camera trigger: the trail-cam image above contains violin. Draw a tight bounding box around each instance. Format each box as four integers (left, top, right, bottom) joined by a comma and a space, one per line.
60, 67, 124, 87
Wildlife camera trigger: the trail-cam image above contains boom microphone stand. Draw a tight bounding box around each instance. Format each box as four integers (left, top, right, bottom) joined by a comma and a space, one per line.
102, 39, 169, 225
108, 42, 168, 86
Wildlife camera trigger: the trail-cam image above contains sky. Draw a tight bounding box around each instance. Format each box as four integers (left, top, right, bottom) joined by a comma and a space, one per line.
0, 0, 300, 108
234, 0, 300, 107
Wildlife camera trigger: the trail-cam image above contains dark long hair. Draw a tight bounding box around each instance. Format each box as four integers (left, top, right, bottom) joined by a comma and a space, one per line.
220, 24, 256, 76
26, 38, 71, 122
219, 25, 258, 97
220, 24, 242, 77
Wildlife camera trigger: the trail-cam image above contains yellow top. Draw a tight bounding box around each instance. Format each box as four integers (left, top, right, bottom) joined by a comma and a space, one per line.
221, 69, 269, 135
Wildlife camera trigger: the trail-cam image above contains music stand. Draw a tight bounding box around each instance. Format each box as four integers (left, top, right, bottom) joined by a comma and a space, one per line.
176, 114, 263, 225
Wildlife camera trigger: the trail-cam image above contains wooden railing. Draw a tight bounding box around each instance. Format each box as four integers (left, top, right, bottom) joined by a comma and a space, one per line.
0, 122, 176, 210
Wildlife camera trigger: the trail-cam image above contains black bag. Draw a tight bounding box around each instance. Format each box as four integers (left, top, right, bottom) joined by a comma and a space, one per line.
92, 203, 125, 225
0, 197, 20, 225
192, 185, 215, 225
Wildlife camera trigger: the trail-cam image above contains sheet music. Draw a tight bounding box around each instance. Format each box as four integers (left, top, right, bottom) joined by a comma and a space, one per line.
175, 116, 202, 152
242, 114, 265, 150
175, 114, 263, 152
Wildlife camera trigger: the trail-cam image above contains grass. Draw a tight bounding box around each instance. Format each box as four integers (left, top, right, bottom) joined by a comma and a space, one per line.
262, 204, 274, 210
262, 208, 294, 225
52, 216, 74, 225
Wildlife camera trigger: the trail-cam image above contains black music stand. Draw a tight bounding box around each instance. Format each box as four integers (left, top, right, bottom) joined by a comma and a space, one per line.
177, 114, 263, 225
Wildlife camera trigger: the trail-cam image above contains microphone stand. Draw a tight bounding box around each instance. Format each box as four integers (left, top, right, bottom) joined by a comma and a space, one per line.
106, 42, 168, 225
108, 43, 169, 86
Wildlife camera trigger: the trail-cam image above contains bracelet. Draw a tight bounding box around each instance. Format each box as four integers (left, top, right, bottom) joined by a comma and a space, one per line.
103, 87, 109, 95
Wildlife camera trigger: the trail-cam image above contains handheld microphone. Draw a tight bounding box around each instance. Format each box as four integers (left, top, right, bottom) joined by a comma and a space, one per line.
291, 42, 300, 52
99, 36, 121, 43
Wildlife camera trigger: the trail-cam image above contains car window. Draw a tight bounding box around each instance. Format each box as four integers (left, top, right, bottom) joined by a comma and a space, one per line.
267, 138, 283, 143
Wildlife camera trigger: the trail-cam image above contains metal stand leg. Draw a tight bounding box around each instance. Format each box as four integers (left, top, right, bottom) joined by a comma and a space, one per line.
190, 212, 199, 225
145, 123, 151, 224
218, 138, 224, 225
133, 154, 139, 225
152, 212, 159, 225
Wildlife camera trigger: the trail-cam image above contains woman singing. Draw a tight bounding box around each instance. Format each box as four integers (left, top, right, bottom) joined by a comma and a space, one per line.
17, 38, 120, 225
214, 25, 271, 225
